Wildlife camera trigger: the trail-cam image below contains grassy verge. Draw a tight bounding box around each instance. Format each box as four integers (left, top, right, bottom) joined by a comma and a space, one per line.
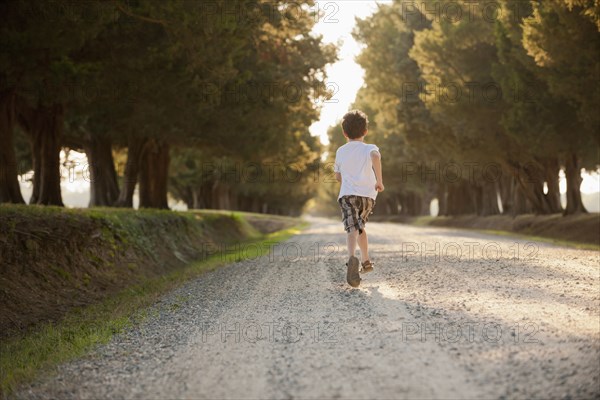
372, 213, 600, 250
408, 218, 600, 250
0, 216, 306, 397
471, 228, 600, 251
0, 205, 268, 339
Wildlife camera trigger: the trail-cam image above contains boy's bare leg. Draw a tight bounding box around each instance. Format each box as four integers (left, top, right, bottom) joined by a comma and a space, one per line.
346, 230, 359, 258
357, 229, 370, 263
346, 229, 361, 287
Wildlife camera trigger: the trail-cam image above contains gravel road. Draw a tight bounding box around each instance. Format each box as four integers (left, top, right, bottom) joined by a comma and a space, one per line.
17, 217, 600, 399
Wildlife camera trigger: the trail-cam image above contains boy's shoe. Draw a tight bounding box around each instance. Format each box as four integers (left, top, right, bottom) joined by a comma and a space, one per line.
346, 256, 361, 287
361, 260, 374, 273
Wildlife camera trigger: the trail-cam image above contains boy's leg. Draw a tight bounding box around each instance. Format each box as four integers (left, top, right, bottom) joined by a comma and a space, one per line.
346, 229, 361, 287
356, 197, 375, 272
340, 196, 362, 287
357, 228, 370, 263
346, 229, 359, 257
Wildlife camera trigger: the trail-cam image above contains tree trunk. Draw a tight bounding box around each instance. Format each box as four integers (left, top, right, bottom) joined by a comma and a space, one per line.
0, 90, 25, 204
563, 152, 587, 215
446, 180, 477, 216
19, 103, 64, 206
84, 134, 119, 207
229, 189, 238, 210
138, 146, 151, 209
218, 186, 229, 209
181, 186, 193, 210
420, 184, 435, 216
38, 105, 64, 206
406, 192, 424, 216
498, 173, 513, 214
210, 181, 219, 209
376, 192, 393, 215
138, 138, 169, 209
251, 197, 261, 213
444, 185, 456, 216
512, 177, 532, 216
514, 163, 551, 215
192, 187, 203, 209
199, 180, 214, 209
477, 180, 500, 216
237, 194, 251, 212
211, 181, 230, 210
543, 157, 562, 213
436, 182, 447, 217
29, 128, 42, 204
390, 195, 400, 215
400, 192, 416, 216
114, 136, 147, 208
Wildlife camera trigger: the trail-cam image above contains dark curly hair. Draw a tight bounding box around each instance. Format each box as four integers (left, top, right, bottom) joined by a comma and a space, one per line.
341, 110, 368, 139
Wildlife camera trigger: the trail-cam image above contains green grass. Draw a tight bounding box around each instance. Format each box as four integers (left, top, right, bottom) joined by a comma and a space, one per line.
0, 220, 306, 397
409, 216, 436, 226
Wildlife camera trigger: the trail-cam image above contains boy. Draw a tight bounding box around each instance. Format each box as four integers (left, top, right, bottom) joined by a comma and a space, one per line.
334, 110, 384, 288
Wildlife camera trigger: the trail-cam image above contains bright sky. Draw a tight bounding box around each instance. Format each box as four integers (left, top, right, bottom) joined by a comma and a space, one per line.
309, 1, 388, 145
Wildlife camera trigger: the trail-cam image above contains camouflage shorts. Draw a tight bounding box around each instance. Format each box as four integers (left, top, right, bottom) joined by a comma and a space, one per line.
338, 195, 376, 234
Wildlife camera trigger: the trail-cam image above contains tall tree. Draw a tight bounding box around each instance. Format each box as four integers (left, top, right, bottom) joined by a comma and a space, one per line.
492, 0, 571, 214
1, 1, 112, 205
522, 0, 600, 214
0, 89, 24, 203
409, 0, 508, 216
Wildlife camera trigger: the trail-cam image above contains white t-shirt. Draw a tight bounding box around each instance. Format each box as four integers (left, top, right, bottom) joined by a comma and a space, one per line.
334, 141, 380, 200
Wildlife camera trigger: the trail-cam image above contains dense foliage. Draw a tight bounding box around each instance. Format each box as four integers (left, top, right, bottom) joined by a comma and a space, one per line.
343, 0, 599, 216
0, 1, 336, 215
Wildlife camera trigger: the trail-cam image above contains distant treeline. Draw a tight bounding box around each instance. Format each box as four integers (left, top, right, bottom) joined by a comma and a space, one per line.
323, 0, 599, 217
0, 1, 336, 216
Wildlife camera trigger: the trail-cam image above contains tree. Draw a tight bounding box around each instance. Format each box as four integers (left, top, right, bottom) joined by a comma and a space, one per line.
0, 89, 24, 203
1, 1, 113, 205
522, 0, 600, 214
492, 0, 572, 214
352, 3, 446, 216
167, 0, 335, 214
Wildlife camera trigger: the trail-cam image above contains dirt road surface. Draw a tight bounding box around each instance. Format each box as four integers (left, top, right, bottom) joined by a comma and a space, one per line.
18, 217, 600, 399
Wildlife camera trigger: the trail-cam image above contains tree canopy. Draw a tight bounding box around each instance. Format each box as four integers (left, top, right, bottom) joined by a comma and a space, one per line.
1, 1, 336, 215
339, 0, 599, 217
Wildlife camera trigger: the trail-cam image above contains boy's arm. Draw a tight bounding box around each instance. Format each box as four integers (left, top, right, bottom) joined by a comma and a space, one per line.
371, 150, 384, 192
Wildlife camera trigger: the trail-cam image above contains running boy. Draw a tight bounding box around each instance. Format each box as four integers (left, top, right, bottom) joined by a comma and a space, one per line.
334, 110, 384, 288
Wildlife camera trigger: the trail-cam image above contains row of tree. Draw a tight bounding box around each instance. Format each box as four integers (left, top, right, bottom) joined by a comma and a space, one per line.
325, 0, 598, 217
0, 1, 336, 215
